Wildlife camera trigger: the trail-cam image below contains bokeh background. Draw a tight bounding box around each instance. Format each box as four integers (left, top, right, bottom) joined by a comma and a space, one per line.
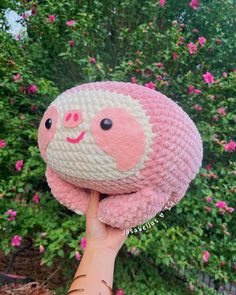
0, 0, 236, 294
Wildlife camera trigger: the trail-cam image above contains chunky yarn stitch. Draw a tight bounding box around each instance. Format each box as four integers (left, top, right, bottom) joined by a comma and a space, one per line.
38, 82, 203, 229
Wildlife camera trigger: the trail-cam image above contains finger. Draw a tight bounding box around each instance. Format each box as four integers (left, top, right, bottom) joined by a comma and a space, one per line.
86, 190, 100, 219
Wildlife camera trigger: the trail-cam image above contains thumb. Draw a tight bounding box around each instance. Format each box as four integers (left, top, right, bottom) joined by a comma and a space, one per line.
86, 190, 100, 220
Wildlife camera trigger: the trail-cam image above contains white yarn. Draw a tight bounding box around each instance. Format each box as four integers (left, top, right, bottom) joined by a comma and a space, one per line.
46, 90, 155, 181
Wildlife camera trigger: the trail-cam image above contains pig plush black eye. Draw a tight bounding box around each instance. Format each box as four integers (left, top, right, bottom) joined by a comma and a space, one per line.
45, 118, 52, 129
100, 118, 113, 130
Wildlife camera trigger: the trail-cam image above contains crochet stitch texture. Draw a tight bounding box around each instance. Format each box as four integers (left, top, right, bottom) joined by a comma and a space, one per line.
38, 81, 203, 229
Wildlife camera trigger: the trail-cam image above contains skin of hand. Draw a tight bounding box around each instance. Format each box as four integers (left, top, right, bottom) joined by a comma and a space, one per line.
67, 190, 128, 295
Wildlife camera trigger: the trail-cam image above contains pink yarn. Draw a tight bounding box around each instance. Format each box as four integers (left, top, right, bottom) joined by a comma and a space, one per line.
91, 107, 145, 171
38, 82, 203, 229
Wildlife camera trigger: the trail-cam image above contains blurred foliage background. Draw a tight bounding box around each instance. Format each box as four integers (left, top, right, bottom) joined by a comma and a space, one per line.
0, 0, 236, 294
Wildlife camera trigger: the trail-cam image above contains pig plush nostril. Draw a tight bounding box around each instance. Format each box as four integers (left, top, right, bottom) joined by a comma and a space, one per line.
65, 113, 72, 122
74, 113, 79, 121
63, 110, 83, 128
45, 118, 52, 129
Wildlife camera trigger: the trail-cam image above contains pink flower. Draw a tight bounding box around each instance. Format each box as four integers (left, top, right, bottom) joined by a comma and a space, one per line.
27, 84, 38, 94
145, 81, 155, 90
198, 37, 206, 47
192, 28, 199, 33
7, 209, 17, 221
31, 105, 37, 112
217, 107, 226, 116
224, 140, 236, 152
226, 207, 235, 214
189, 282, 194, 291
202, 251, 210, 263
156, 75, 163, 81
205, 206, 212, 212
206, 196, 212, 203
89, 57, 96, 64
203, 71, 215, 84
145, 68, 152, 77
187, 42, 198, 55
15, 160, 24, 171
48, 15, 56, 22
0, 139, 6, 148
213, 115, 219, 121
21, 13, 29, 20
205, 164, 212, 171
116, 289, 125, 295
136, 68, 142, 74
233, 68, 236, 73
193, 88, 202, 94
80, 237, 86, 250
32, 193, 40, 204
187, 85, 202, 95
188, 85, 195, 95
215, 201, 227, 209
13, 73, 21, 81
177, 36, 184, 46
219, 208, 226, 215
172, 52, 179, 60
130, 77, 137, 83
193, 104, 203, 111
39, 245, 45, 253
75, 251, 81, 261
11, 235, 22, 247
189, 0, 199, 10
40, 232, 47, 238
208, 223, 213, 228
69, 40, 75, 46
31, 6, 37, 16
156, 62, 164, 68
66, 20, 76, 26
159, 0, 165, 7
222, 72, 228, 78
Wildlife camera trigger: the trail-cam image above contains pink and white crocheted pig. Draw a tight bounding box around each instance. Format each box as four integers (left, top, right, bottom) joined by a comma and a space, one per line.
38, 81, 203, 229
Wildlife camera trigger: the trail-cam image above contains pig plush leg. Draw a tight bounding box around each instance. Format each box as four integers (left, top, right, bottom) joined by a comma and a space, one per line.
97, 188, 170, 229
46, 167, 89, 214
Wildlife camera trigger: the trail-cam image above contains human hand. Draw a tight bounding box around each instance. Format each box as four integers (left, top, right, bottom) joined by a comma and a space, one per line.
85, 190, 127, 256
68, 190, 128, 295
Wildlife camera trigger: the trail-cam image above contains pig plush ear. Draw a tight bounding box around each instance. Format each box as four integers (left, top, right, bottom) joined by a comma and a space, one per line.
38, 106, 58, 161
91, 108, 145, 171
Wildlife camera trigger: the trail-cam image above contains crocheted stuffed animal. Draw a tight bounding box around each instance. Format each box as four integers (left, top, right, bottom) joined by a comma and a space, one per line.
38, 81, 203, 229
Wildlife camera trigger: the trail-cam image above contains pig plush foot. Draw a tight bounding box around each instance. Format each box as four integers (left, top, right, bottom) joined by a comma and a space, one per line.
46, 168, 172, 229
97, 188, 170, 229
46, 167, 89, 214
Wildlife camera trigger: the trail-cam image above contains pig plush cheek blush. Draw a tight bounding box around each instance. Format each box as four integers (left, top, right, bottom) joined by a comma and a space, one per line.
91, 108, 146, 171
38, 81, 203, 229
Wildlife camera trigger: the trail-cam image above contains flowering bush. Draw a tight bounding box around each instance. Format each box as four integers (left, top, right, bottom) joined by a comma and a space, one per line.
0, 0, 235, 294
